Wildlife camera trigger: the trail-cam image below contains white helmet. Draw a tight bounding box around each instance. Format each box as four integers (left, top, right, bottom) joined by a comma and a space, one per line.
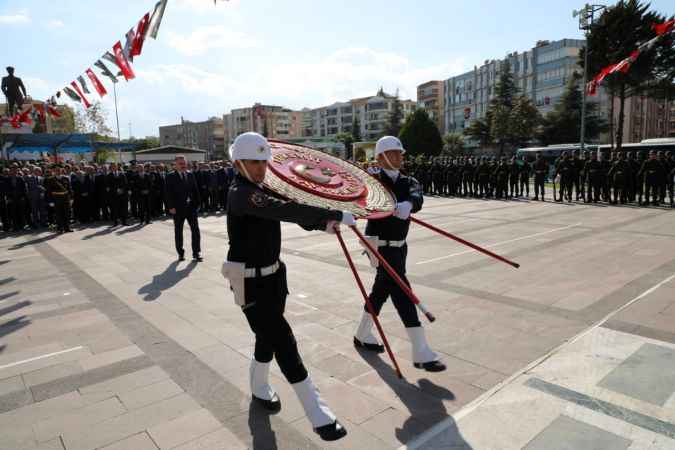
229, 132, 271, 161
375, 136, 406, 157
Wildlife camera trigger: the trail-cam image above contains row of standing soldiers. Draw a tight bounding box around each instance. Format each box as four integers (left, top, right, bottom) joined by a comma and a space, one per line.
0, 160, 237, 233
553, 150, 674, 206
405, 155, 548, 200
404, 150, 674, 207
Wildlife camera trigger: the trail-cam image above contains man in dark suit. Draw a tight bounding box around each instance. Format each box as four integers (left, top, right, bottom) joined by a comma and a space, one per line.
165, 155, 202, 261
107, 163, 129, 226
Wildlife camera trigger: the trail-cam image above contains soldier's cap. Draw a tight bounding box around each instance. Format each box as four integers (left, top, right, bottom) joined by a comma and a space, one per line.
6, 66, 14, 72
375, 136, 406, 157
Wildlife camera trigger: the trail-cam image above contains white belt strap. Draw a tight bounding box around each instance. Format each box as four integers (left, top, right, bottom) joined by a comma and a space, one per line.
377, 239, 406, 248
244, 261, 280, 278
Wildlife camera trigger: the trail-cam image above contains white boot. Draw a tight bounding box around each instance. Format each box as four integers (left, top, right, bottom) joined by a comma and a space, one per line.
250, 360, 280, 411
292, 376, 346, 441
354, 311, 384, 352
406, 326, 446, 372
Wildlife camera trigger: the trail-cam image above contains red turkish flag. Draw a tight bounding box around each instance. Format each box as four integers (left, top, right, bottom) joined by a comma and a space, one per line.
86, 68, 108, 97
112, 41, 136, 81
71, 81, 92, 108
653, 19, 674, 36
131, 13, 151, 57
47, 105, 62, 118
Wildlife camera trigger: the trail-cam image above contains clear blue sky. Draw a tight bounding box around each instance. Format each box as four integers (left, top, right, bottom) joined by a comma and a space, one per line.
1, 0, 673, 137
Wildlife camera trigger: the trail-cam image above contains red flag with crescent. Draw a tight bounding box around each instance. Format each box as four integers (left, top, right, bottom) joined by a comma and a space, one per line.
86, 68, 108, 97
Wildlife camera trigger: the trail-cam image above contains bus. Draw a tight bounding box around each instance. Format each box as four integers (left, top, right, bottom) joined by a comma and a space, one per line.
516, 144, 600, 179
598, 138, 675, 158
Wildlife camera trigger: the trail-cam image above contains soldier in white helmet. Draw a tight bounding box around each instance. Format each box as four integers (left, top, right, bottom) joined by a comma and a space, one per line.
222, 132, 354, 441
354, 136, 446, 372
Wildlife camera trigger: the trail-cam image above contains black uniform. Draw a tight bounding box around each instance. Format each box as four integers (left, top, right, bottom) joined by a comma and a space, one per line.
227, 173, 342, 383
519, 160, 531, 197
108, 171, 129, 225
608, 159, 630, 204
639, 158, 666, 205
135, 172, 153, 224
583, 158, 603, 203
365, 170, 423, 328
5, 175, 28, 231
533, 158, 547, 200
45, 175, 72, 232
94, 171, 110, 221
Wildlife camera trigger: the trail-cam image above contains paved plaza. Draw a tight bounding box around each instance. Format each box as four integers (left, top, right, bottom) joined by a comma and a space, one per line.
1, 196, 675, 449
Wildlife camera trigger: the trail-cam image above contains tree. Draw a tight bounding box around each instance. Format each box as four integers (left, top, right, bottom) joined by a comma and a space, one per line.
509, 95, 541, 148
398, 108, 443, 157
581, 0, 674, 149
386, 89, 404, 137
442, 132, 465, 155
74, 101, 112, 138
539, 73, 607, 146
489, 60, 520, 155
335, 132, 354, 160
464, 117, 491, 146
351, 115, 362, 142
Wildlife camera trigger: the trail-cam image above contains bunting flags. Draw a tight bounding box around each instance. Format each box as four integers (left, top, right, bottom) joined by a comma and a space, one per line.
147, 0, 168, 39
47, 105, 62, 118
86, 68, 108, 97
77, 75, 91, 94
71, 81, 92, 108
95, 59, 119, 84
63, 86, 82, 102
131, 13, 151, 57
112, 41, 136, 80
587, 19, 674, 96
123, 28, 136, 61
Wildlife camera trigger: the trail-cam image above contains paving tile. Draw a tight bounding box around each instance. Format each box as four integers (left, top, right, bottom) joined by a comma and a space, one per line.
171, 427, 247, 450
33, 396, 127, 442
360, 407, 430, 448
78, 365, 169, 397
523, 415, 632, 450
147, 408, 222, 449
314, 353, 373, 383
0, 375, 25, 396
0, 391, 84, 427
0, 346, 92, 380
313, 376, 390, 425
99, 432, 158, 450
22, 361, 83, 387
598, 343, 675, 406
0, 385, 33, 414
62, 393, 201, 450
117, 379, 184, 410
21, 437, 65, 450
78, 345, 144, 372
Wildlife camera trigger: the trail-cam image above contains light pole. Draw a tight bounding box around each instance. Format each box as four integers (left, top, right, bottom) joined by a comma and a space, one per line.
573, 4, 605, 153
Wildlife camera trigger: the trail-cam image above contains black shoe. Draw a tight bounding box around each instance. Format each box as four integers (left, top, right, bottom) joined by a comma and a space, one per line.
252, 394, 281, 413
413, 360, 447, 372
122, 222, 129, 226
193, 254, 203, 262
178, 254, 185, 261
314, 420, 347, 441
353, 337, 384, 353
65, 228, 74, 233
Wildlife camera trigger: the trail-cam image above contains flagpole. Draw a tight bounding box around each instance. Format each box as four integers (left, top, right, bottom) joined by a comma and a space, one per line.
113, 82, 121, 162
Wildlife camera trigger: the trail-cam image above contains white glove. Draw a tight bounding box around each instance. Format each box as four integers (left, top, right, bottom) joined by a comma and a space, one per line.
48, 203, 55, 207
324, 220, 339, 234
340, 211, 356, 227
393, 201, 412, 220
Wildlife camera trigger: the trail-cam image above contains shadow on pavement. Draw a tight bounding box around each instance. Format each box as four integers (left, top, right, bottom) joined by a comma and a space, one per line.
138, 260, 197, 301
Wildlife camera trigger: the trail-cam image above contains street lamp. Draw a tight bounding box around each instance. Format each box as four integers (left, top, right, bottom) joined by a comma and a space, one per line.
573, 4, 606, 153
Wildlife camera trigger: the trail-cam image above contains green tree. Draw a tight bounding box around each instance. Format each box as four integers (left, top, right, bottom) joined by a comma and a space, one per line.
581, 0, 674, 149
399, 108, 443, 157
351, 115, 362, 142
509, 95, 541, 148
464, 117, 492, 146
539, 73, 607, 145
442, 132, 465, 155
386, 89, 404, 137
489, 60, 519, 155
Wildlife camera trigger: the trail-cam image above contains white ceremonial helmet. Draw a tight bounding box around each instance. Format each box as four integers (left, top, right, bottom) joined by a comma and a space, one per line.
229, 132, 271, 161
375, 136, 406, 157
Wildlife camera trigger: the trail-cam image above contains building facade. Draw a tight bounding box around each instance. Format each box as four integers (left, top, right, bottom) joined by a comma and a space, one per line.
159, 117, 225, 160
417, 80, 445, 134
443, 39, 609, 138
613, 96, 675, 143
305, 89, 416, 141
223, 104, 305, 147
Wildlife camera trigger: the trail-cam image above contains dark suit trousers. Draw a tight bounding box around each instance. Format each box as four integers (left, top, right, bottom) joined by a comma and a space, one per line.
173, 212, 201, 257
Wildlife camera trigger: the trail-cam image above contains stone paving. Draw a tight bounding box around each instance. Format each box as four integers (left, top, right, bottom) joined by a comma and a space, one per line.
0, 196, 674, 449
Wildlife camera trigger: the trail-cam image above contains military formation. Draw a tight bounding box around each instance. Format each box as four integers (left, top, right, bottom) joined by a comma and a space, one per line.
401, 150, 675, 206
0, 159, 236, 233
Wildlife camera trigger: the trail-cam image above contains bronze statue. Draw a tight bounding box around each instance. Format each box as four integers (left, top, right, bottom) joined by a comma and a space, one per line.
2, 67, 27, 117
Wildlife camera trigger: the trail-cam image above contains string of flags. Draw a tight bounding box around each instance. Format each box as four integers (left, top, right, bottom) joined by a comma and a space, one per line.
2, 0, 169, 128
586, 19, 674, 96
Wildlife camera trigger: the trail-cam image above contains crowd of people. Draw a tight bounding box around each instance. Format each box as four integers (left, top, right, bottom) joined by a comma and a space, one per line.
398, 149, 675, 206
0, 159, 235, 233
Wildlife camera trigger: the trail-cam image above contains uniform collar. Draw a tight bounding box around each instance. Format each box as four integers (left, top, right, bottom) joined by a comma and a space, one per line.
381, 168, 400, 182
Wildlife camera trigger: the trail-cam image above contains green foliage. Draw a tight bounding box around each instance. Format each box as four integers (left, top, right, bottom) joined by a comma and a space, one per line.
398, 108, 443, 157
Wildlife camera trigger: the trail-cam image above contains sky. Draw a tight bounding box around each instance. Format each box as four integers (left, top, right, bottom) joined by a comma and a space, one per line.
1, 0, 673, 138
